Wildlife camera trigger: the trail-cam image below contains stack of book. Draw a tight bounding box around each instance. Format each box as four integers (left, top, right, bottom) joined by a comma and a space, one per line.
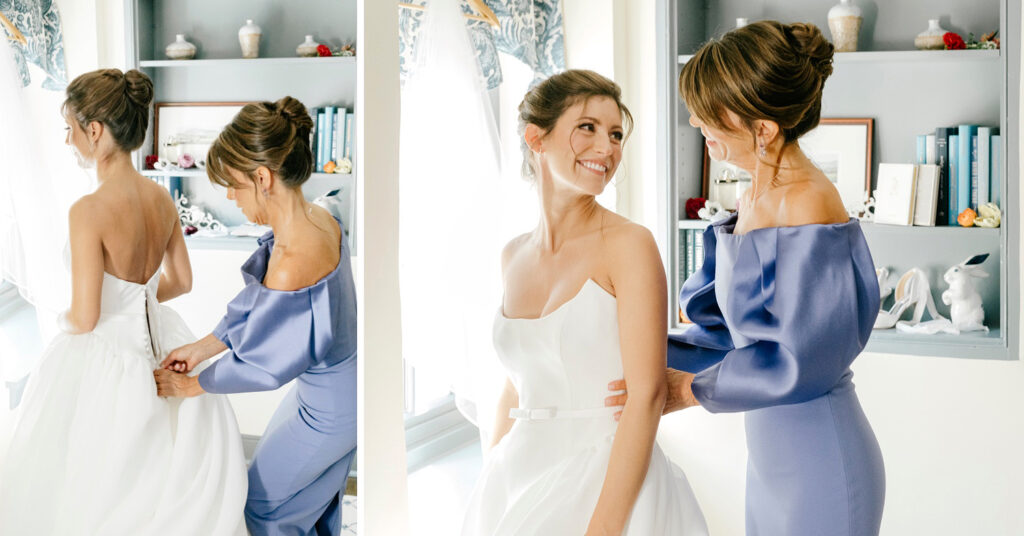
916, 124, 1001, 226
677, 227, 706, 323
311, 106, 355, 173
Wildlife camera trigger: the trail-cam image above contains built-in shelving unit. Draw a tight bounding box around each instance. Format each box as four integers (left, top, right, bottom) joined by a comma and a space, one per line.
126, 0, 358, 253
659, 0, 1019, 360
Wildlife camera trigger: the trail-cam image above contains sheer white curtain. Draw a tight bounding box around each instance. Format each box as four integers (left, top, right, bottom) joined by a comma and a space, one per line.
398, 0, 507, 431
0, 37, 88, 384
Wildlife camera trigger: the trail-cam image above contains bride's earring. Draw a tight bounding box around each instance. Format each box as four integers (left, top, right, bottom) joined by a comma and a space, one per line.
759, 142, 766, 158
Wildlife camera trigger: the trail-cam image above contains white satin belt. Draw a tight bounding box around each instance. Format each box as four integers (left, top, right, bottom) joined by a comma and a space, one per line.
509, 406, 619, 421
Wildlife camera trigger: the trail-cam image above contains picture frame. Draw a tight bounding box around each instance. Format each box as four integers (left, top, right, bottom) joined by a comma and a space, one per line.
798, 117, 874, 209
700, 117, 874, 211
153, 102, 250, 164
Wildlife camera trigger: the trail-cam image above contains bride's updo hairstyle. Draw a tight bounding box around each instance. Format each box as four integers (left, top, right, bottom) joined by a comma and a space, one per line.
63, 68, 154, 152
517, 69, 634, 181
207, 96, 315, 189
679, 20, 834, 147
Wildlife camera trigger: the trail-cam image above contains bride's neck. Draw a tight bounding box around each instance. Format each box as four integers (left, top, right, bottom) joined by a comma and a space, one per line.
94, 151, 136, 185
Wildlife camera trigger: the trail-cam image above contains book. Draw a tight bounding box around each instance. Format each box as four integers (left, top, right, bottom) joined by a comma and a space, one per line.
978, 127, 997, 206
310, 107, 320, 171
992, 134, 1002, 207
693, 230, 704, 275
925, 134, 936, 164
678, 229, 688, 286
317, 109, 327, 171
949, 134, 959, 224
957, 124, 976, 217
934, 126, 956, 226
874, 163, 918, 226
971, 134, 978, 208
324, 106, 335, 167
912, 164, 940, 226
916, 135, 927, 165
686, 230, 695, 280
344, 112, 354, 160
333, 107, 346, 164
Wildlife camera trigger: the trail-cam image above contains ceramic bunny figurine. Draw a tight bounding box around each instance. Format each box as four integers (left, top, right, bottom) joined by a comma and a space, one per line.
941, 253, 989, 333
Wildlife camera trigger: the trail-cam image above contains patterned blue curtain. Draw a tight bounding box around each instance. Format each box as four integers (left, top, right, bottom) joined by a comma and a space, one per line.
399, 0, 565, 90
1, 0, 66, 90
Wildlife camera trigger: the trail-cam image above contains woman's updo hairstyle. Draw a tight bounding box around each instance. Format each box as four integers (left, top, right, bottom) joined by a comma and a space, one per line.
679, 20, 834, 145
63, 68, 154, 152
207, 96, 315, 189
517, 69, 634, 181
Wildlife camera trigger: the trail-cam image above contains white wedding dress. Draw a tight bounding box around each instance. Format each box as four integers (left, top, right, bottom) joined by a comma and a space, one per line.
462, 280, 709, 535
0, 270, 247, 535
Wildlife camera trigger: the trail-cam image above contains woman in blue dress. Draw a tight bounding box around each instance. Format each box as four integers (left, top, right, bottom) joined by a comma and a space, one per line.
153, 97, 357, 536
608, 21, 885, 535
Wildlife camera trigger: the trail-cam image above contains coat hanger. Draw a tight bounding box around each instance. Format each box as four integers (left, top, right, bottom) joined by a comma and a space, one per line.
0, 11, 27, 45
398, 0, 500, 29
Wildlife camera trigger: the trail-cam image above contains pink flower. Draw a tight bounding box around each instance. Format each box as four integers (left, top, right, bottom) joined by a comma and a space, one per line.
179, 153, 195, 168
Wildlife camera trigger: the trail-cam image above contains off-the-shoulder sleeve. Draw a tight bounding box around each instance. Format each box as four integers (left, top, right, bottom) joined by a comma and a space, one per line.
667, 223, 735, 374
199, 284, 334, 394
690, 222, 879, 413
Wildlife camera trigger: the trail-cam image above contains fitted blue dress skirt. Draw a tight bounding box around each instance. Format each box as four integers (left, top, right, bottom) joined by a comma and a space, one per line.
199, 219, 357, 536
668, 214, 885, 536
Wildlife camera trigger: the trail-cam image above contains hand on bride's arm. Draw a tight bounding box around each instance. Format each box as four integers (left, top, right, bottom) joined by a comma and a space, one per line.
153, 369, 204, 398
160, 333, 228, 372
606, 368, 700, 420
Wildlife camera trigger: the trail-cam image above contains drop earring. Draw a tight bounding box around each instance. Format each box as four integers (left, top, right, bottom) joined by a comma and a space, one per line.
759, 142, 766, 158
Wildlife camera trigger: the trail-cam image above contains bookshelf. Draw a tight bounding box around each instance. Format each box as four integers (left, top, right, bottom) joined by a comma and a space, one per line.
125, 0, 358, 253
658, 0, 1019, 360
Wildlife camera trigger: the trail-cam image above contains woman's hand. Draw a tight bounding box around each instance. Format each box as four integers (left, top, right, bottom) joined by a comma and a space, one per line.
160, 343, 204, 372
606, 368, 700, 420
154, 369, 204, 398
160, 334, 227, 372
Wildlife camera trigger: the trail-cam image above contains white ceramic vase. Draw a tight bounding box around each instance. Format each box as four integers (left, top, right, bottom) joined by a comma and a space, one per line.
296, 35, 319, 57
915, 19, 948, 50
165, 34, 196, 60
736, 18, 749, 29
828, 0, 863, 52
238, 19, 262, 59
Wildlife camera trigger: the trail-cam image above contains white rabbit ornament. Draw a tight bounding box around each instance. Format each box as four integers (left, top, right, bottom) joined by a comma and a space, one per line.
941, 253, 990, 333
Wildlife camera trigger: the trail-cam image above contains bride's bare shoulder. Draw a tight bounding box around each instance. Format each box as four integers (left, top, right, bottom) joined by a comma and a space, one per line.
501, 232, 532, 270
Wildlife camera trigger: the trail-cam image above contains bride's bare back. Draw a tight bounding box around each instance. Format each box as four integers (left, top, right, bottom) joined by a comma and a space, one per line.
89, 175, 179, 282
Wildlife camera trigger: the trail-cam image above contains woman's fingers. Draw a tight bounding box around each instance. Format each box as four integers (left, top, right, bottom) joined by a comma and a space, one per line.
607, 379, 626, 391
604, 393, 627, 407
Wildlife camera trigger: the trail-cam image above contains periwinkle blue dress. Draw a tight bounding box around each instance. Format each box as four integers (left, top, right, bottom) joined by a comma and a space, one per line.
198, 219, 356, 536
668, 214, 885, 536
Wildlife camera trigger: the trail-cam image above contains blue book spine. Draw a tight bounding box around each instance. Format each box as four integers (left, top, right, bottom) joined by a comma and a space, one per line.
949, 134, 959, 225
344, 112, 354, 160
957, 125, 976, 217
324, 107, 335, 166
978, 127, 994, 206
317, 110, 327, 171
992, 134, 1002, 207
971, 134, 979, 208
916, 135, 927, 165
332, 108, 344, 163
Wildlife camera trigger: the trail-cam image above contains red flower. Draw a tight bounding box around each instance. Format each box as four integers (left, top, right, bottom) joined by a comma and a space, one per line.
943, 32, 966, 50
145, 154, 159, 170
317, 44, 332, 57
685, 197, 706, 220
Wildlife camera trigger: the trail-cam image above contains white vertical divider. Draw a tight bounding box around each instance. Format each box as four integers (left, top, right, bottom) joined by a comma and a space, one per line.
357, 1, 409, 534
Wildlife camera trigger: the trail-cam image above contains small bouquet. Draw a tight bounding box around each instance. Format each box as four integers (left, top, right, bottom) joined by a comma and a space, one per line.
317, 43, 356, 57
944, 30, 999, 50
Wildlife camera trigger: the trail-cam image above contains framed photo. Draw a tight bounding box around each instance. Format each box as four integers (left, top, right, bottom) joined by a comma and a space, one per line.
798, 117, 874, 209
153, 102, 249, 164
700, 117, 874, 211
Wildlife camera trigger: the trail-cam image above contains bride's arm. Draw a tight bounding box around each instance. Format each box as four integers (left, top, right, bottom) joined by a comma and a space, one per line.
586, 226, 668, 536
488, 377, 518, 451
62, 198, 104, 334
157, 194, 192, 302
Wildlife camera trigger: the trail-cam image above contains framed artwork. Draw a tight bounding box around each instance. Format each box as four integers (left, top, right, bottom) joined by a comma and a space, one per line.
798, 117, 874, 209
700, 117, 874, 211
153, 102, 249, 164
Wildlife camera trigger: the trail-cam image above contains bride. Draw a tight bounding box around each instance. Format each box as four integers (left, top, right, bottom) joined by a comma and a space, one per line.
461, 70, 707, 535
0, 68, 246, 534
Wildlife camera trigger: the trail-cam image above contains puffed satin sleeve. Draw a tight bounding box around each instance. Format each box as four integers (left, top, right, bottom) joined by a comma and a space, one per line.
199, 283, 334, 394
680, 222, 879, 413
667, 224, 736, 374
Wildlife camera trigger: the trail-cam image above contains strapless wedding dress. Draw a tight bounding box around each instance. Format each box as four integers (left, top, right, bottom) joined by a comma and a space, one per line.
462, 279, 708, 535
0, 271, 247, 535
